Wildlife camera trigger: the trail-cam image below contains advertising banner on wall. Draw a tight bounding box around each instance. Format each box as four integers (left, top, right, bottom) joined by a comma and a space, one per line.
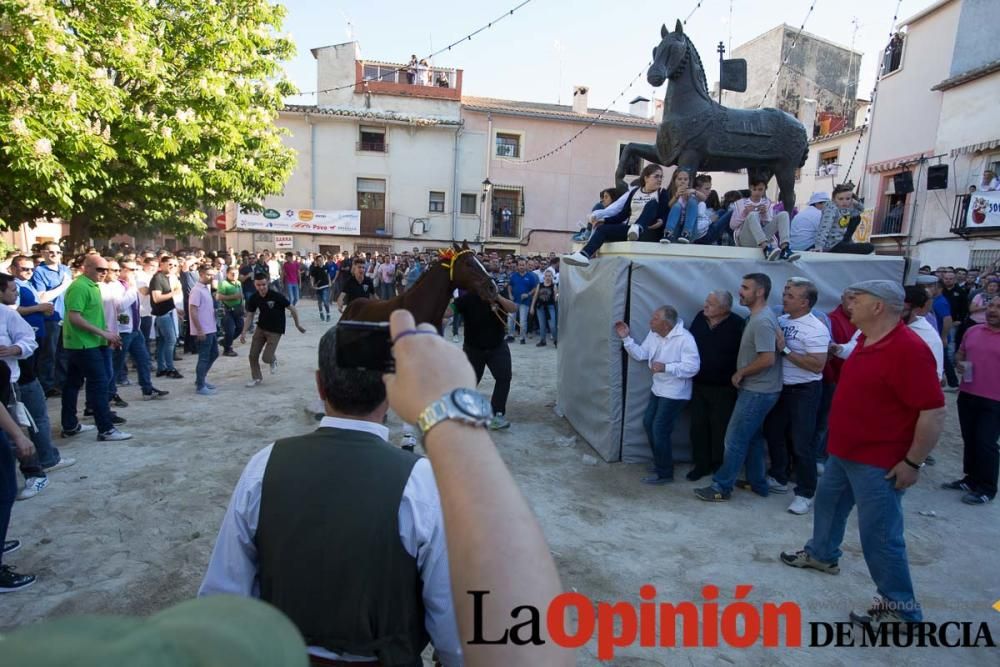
235, 208, 361, 235
966, 191, 1000, 228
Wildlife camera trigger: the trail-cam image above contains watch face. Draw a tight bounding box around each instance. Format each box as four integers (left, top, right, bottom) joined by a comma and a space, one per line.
452, 388, 493, 419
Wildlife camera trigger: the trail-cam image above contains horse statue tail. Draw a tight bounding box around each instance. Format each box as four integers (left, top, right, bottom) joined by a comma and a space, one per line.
799, 145, 809, 168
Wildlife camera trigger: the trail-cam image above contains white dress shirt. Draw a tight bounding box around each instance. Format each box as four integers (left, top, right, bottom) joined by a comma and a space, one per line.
198, 416, 462, 666
622, 321, 701, 400
0, 304, 38, 383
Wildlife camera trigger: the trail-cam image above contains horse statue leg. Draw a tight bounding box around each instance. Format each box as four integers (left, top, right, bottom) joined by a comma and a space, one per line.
774, 165, 797, 217
615, 142, 663, 194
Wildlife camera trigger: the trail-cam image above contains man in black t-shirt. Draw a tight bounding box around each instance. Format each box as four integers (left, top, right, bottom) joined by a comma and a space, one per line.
336, 262, 377, 313
453, 292, 517, 430
308, 255, 332, 322
239, 274, 306, 387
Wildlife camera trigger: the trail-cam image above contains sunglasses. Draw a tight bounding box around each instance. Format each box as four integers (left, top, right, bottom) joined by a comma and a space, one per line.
16, 266, 33, 273
96, 268, 109, 274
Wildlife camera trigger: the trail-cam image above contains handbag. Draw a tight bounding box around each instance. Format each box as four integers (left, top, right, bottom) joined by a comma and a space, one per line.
9, 384, 37, 434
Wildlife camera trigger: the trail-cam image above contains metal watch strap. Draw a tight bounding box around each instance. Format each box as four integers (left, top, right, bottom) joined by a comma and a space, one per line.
416, 399, 451, 436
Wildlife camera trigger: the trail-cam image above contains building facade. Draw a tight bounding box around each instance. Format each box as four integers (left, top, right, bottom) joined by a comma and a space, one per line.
461, 91, 657, 253
862, 0, 1000, 269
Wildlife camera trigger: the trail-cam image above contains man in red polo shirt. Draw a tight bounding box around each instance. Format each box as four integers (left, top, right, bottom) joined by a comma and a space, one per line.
779, 280, 945, 630
946, 295, 1000, 505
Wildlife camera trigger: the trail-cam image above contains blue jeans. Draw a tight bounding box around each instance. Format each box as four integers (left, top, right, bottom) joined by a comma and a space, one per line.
581, 198, 662, 257
17, 379, 60, 469
694, 209, 733, 245
286, 283, 299, 305
451, 311, 463, 337
764, 380, 823, 498
536, 304, 557, 342
116, 330, 154, 394
316, 287, 331, 316
508, 302, 529, 339
643, 395, 686, 479
196, 333, 220, 389
62, 347, 114, 434
805, 455, 922, 621
812, 382, 837, 462
712, 388, 781, 494
665, 197, 699, 241
36, 320, 63, 392
155, 314, 177, 372
222, 309, 244, 351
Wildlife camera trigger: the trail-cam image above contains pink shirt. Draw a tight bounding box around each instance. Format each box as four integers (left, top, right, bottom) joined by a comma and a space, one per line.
282, 261, 300, 285
959, 324, 1000, 402
188, 283, 217, 335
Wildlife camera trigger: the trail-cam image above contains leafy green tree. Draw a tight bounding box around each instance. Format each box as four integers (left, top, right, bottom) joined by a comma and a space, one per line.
0, 0, 296, 241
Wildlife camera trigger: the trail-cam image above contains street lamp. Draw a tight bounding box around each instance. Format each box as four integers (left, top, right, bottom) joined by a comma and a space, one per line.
480, 177, 493, 242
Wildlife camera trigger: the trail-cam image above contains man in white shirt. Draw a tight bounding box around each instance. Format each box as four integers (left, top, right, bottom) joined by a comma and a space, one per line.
789, 192, 829, 252
615, 306, 700, 485
765, 278, 830, 515
200, 327, 461, 666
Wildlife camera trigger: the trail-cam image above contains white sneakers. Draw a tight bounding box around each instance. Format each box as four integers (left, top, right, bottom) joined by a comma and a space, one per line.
400, 433, 418, 451
98, 428, 132, 442
562, 251, 591, 267
45, 457, 76, 472
17, 477, 49, 501
626, 223, 641, 241
767, 476, 789, 494
245, 378, 262, 387
269, 359, 279, 374
788, 495, 813, 515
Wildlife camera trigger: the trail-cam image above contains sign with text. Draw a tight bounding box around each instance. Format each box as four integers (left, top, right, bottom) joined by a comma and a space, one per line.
274, 235, 293, 249
235, 208, 362, 235
967, 191, 1000, 228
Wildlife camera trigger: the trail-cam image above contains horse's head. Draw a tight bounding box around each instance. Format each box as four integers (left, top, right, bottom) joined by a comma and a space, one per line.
648, 20, 688, 88
444, 241, 498, 302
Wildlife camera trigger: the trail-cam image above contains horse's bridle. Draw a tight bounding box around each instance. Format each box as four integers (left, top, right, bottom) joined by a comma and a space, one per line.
439, 248, 475, 281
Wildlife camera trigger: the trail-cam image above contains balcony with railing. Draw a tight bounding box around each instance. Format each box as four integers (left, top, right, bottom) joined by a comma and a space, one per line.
951, 192, 1000, 238
356, 140, 388, 153
354, 61, 462, 101
490, 212, 523, 240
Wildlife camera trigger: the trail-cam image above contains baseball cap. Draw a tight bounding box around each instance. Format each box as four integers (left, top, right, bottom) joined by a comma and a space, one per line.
807, 192, 831, 206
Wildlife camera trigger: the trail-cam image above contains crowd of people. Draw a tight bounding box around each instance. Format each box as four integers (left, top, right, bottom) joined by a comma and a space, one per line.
0, 234, 996, 660
563, 167, 875, 267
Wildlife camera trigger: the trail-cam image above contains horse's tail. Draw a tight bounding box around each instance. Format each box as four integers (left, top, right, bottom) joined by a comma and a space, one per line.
799, 144, 809, 168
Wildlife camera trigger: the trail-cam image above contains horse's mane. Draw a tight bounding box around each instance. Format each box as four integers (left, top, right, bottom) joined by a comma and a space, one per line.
682, 34, 710, 97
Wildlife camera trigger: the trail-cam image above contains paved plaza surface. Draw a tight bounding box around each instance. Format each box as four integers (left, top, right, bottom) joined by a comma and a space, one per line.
1, 302, 997, 665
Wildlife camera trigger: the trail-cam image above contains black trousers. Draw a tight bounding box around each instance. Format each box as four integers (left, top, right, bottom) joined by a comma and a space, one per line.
464, 343, 512, 415
957, 391, 999, 499
689, 382, 737, 473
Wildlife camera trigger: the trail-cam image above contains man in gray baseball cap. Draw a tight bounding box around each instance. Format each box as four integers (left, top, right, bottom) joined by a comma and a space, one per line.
780, 277, 945, 632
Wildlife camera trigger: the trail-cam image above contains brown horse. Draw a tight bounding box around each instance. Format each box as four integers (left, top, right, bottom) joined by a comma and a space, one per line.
342, 241, 498, 327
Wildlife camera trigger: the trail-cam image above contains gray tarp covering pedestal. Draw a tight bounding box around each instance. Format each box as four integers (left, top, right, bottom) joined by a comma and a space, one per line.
557, 243, 906, 463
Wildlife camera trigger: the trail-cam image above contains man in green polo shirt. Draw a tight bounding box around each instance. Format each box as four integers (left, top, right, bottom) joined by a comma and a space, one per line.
61, 255, 132, 441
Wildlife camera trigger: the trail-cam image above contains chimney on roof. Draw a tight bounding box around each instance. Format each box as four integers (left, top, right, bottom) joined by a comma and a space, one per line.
628, 96, 650, 118
653, 98, 664, 123
572, 86, 589, 114
798, 98, 817, 140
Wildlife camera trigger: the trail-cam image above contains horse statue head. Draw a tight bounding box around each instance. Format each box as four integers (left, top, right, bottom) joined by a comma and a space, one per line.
439, 241, 498, 302
648, 20, 705, 91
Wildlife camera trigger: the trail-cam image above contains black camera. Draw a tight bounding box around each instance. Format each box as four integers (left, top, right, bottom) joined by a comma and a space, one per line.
335, 321, 394, 372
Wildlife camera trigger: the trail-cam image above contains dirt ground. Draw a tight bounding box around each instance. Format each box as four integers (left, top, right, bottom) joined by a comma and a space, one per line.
1, 301, 997, 666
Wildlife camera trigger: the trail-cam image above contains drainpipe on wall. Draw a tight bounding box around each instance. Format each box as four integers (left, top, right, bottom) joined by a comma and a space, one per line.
451, 122, 463, 242
482, 113, 493, 246
307, 114, 317, 209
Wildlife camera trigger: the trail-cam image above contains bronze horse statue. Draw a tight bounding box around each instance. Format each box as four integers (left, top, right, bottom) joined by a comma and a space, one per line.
616, 20, 808, 214
342, 241, 498, 329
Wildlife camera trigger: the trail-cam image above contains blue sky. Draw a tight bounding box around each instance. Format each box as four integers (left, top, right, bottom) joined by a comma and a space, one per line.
280, 0, 939, 110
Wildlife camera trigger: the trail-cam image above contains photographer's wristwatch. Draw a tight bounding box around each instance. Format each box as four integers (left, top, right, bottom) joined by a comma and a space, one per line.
417, 388, 493, 436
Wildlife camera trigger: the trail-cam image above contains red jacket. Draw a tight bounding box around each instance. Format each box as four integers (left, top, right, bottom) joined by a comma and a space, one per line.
823, 305, 857, 384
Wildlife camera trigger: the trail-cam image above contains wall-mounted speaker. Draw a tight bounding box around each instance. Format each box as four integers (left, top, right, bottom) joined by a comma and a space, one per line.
893, 171, 914, 194
927, 164, 948, 190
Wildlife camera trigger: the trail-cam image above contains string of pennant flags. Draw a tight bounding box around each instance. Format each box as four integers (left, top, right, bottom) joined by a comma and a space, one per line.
294, 0, 536, 97
841, 0, 905, 186
506, 0, 709, 164
755, 1, 819, 109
